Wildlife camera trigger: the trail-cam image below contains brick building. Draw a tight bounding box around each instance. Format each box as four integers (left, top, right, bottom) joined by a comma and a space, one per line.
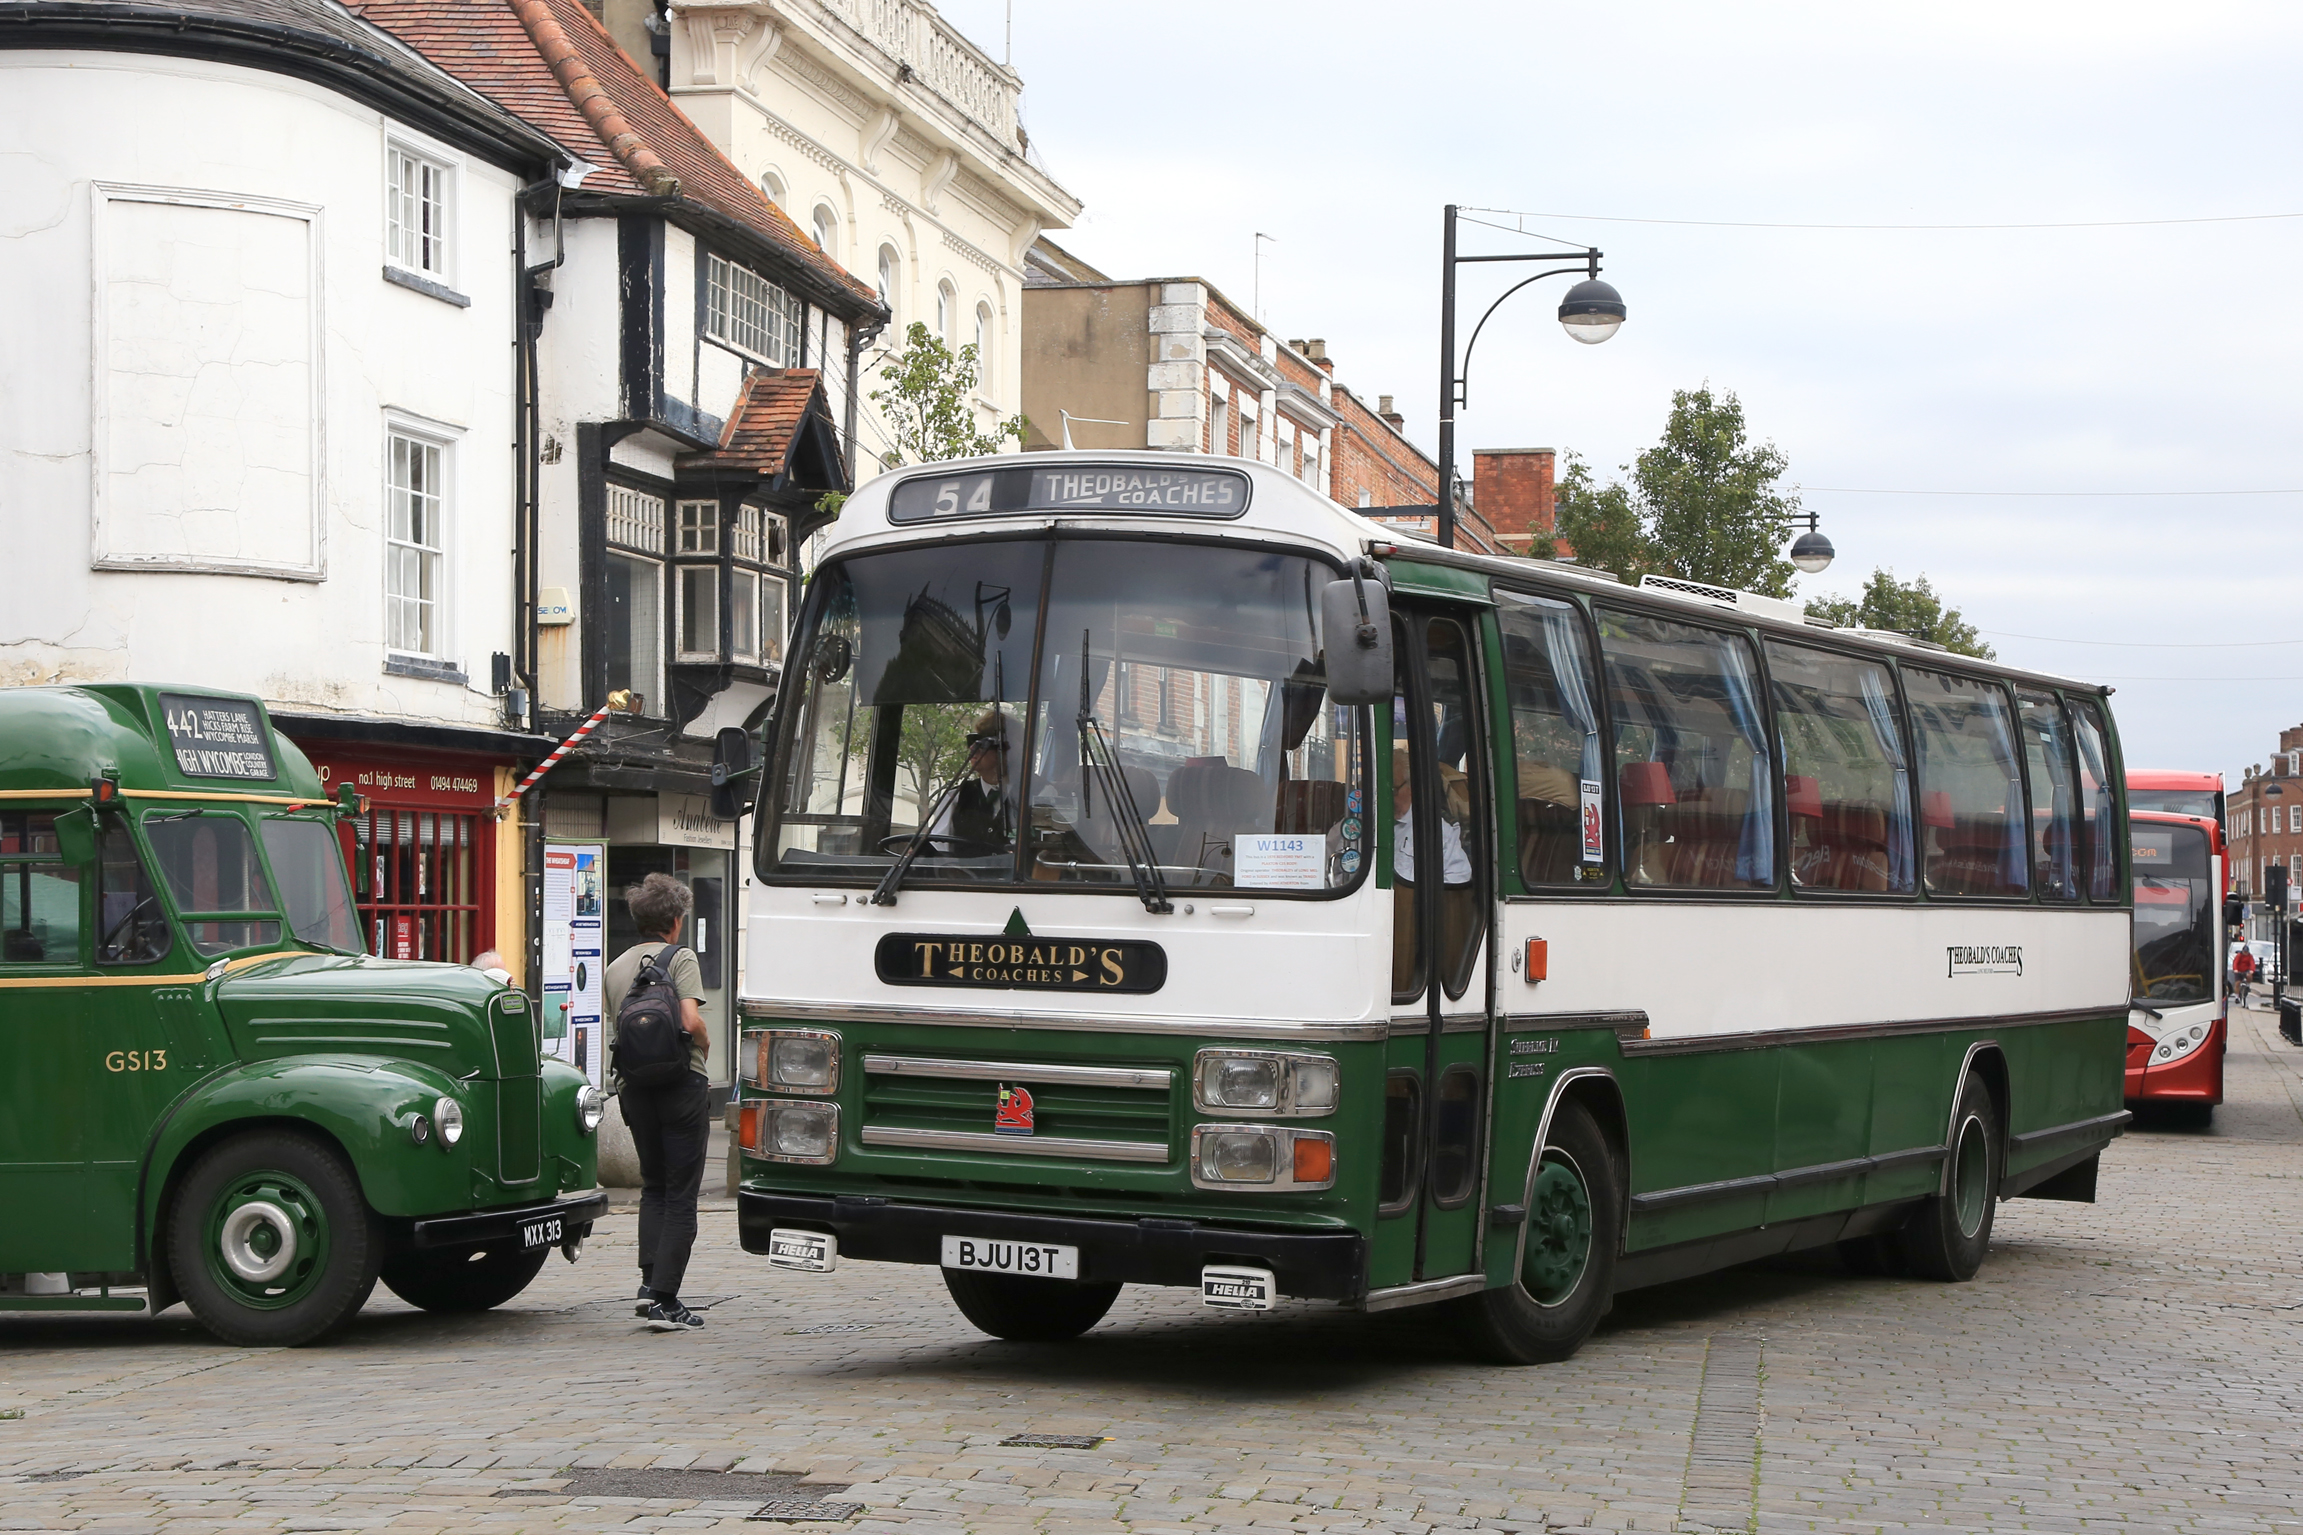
1022, 238, 1526, 551
2229, 727, 2303, 928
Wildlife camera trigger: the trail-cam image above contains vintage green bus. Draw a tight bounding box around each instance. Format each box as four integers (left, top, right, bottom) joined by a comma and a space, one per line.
731, 453, 2130, 1362
0, 684, 607, 1345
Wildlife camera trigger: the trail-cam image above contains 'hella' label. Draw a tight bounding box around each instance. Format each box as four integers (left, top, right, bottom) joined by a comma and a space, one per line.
1200, 1264, 1276, 1311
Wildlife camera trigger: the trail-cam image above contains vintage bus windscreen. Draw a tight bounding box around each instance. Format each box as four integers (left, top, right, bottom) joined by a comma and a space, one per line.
766, 537, 1369, 894
2132, 822, 2214, 1003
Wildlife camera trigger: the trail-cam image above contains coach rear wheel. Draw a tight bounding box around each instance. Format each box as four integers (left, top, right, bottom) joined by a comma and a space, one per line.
1451, 1098, 1621, 1365
1895, 1069, 2000, 1282
381, 1243, 552, 1313
943, 1269, 1121, 1341
169, 1131, 380, 1347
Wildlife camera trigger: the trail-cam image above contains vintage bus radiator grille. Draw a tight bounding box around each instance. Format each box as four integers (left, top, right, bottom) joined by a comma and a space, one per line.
858, 1055, 1173, 1163
491, 997, 541, 1184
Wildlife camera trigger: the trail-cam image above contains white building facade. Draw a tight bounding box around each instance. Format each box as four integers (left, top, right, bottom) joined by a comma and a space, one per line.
0, 0, 568, 966
627, 0, 1081, 470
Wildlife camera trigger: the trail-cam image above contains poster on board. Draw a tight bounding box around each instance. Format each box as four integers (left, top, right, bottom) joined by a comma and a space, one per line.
541, 841, 607, 1088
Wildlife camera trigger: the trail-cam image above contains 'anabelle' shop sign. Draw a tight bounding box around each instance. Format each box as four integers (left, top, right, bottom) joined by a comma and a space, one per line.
159, 694, 276, 781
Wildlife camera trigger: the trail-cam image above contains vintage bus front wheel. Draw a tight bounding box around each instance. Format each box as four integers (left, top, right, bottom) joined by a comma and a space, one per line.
943, 1269, 1121, 1341
380, 1244, 552, 1313
1451, 1098, 1621, 1365
169, 1131, 381, 1347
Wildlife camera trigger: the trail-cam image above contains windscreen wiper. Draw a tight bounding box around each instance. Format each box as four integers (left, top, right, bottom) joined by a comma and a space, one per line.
1076, 631, 1172, 915
868, 769, 975, 907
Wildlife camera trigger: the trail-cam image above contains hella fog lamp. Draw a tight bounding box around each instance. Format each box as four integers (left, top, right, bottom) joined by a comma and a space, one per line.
433, 1096, 465, 1149
1189, 1125, 1337, 1191
1198, 1128, 1278, 1184
1192, 1049, 1340, 1117
576, 1085, 607, 1135
748, 1100, 839, 1165
771, 1035, 836, 1090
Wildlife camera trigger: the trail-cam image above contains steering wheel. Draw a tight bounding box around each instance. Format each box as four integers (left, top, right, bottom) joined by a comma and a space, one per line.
100, 896, 161, 959
878, 832, 1006, 858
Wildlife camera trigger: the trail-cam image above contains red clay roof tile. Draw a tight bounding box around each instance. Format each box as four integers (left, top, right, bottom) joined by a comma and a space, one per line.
684, 368, 826, 476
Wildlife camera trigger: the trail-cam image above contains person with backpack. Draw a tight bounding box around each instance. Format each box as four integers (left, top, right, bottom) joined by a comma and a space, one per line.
605, 873, 712, 1332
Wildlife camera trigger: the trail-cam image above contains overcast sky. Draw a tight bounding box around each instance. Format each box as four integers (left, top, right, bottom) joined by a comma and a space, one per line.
937, 0, 2302, 782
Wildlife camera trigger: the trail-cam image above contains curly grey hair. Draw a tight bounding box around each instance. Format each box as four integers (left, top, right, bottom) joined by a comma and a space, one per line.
625, 872, 693, 939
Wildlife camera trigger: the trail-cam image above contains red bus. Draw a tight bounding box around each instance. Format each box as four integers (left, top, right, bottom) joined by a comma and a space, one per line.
2126, 810, 2226, 1121
2126, 769, 2225, 832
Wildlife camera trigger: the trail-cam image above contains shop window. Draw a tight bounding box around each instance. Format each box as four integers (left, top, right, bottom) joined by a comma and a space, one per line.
346, 806, 481, 962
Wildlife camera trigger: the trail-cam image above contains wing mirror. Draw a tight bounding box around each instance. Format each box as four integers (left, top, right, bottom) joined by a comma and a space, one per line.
1320, 574, 1393, 706
709, 726, 756, 821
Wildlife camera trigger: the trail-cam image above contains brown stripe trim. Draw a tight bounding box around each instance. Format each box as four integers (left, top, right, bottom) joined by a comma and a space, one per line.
1618, 1005, 2115, 1057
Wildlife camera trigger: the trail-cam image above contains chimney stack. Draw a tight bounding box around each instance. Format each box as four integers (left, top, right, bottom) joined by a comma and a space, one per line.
1471, 448, 1558, 557
1376, 395, 1405, 430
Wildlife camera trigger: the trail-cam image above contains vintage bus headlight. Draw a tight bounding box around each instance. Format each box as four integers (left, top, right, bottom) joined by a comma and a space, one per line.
741, 1099, 840, 1165
433, 1096, 465, 1149
1192, 1050, 1339, 1117
576, 1085, 607, 1135
1189, 1125, 1335, 1191
742, 1029, 840, 1094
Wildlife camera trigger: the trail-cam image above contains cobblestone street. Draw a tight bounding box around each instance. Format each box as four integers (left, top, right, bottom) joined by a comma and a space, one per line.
4, 1018, 2298, 1535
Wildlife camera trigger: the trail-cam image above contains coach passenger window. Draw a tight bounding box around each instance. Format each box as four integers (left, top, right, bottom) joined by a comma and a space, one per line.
2065, 697, 2119, 901
1904, 670, 2028, 899
0, 813, 81, 965
1765, 643, 1914, 894
2017, 692, 2080, 901
1599, 611, 1775, 891
1496, 591, 1605, 886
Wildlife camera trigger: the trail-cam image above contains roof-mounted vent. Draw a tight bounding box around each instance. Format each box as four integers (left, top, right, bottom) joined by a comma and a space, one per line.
1637, 574, 1808, 624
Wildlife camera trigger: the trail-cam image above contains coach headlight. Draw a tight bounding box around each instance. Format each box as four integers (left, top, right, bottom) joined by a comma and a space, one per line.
741, 1099, 839, 1165
1192, 1050, 1339, 1117
742, 1028, 840, 1094
433, 1096, 465, 1149
1189, 1125, 1335, 1191
576, 1085, 607, 1135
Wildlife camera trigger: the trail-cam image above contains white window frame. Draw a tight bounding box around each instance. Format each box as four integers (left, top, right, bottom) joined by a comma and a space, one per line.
760, 169, 787, 209
936, 279, 956, 342
385, 138, 458, 283
383, 416, 457, 660
1237, 402, 1259, 463
705, 253, 798, 366
1276, 419, 1296, 476
812, 204, 839, 260
877, 245, 902, 324
974, 302, 995, 396
605, 548, 665, 715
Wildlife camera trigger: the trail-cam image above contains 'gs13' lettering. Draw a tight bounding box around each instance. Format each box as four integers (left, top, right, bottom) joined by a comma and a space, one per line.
105, 1050, 167, 1073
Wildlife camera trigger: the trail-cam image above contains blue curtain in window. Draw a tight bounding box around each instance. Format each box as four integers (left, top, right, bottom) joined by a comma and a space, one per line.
1715, 637, 1776, 884
1858, 666, 1916, 891
1537, 603, 1605, 790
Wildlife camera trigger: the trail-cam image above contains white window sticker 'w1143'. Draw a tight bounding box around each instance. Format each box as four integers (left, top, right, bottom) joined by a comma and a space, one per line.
1234, 834, 1324, 889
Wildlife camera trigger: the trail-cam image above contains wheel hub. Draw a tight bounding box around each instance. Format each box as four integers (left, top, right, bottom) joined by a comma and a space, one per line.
219, 1200, 298, 1283
1521, 1153, 1594, 1307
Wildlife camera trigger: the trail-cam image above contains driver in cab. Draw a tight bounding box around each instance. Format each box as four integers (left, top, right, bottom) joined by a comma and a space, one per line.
932, 708, 1019, 849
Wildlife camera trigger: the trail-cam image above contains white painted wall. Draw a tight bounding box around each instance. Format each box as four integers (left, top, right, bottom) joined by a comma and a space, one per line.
0, 53, 524, 726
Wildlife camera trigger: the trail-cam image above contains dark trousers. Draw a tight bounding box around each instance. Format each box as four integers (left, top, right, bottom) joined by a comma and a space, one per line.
621, 1071, 709, 1301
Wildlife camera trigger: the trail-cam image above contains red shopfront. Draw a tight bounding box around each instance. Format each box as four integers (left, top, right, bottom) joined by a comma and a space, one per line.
298, 746, 506, 963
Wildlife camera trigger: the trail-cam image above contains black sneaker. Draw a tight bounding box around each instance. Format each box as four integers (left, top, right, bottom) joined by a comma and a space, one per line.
644, 1300, 703, 1332
634, 1285, 657, 1318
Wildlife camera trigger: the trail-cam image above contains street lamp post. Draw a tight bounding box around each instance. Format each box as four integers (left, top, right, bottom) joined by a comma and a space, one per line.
1435, 203, 1625, 550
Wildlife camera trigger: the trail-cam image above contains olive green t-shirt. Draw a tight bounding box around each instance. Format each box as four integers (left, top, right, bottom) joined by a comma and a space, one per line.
604, 941, 708, 1082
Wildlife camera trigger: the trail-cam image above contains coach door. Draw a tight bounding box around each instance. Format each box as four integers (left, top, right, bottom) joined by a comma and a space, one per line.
1372, 606, 1494, 1290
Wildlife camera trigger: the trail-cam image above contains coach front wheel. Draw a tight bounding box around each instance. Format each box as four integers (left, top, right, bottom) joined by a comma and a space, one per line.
168, 1131, 380, 1347
1451, 1098, 1621, 1365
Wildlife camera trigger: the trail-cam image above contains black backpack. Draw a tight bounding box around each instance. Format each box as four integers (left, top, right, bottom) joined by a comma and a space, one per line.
610, 945, 692, 1089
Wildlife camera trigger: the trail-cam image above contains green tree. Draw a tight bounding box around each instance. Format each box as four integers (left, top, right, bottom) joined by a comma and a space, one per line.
1804, 569, 1995, 659
869, 321, 1028, 467
1553, 385, 1802, 596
